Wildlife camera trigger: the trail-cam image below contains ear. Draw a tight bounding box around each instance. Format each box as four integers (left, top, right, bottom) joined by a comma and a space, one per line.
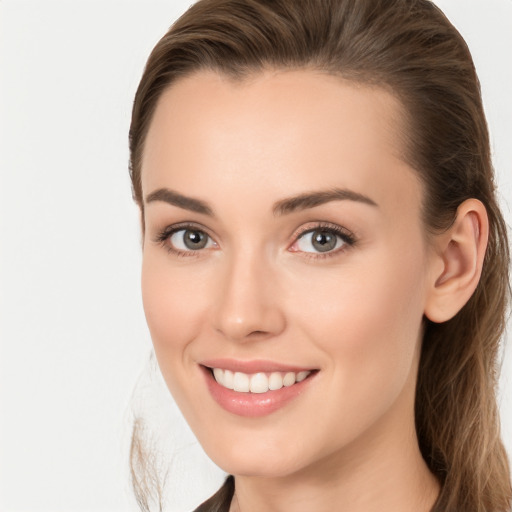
424, 198, 489, 323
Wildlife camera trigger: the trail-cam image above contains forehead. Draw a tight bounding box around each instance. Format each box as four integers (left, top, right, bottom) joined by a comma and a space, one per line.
141, 69, 420, 214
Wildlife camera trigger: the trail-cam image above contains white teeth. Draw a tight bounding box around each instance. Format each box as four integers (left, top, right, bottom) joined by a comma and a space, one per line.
296, 371, 309, 382
223, 369, 234, 390
212, 368, 312, 393
249, 373, 268, 393
233, 372, 250, 392
213, 367, 223, 383
283, 372, 295, 387
269, 372, 284, 390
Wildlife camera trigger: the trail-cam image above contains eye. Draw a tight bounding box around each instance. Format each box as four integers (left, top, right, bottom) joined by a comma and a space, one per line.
153, 224, 218, 257
290, 226, 355, 255
168, 228, 215, 251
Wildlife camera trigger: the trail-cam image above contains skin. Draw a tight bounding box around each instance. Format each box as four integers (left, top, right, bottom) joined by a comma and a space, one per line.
139, 69, 486, 511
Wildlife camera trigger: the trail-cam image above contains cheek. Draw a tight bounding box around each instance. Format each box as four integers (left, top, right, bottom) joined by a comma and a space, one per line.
141, 252, 208, 366
292, 243, 427, 400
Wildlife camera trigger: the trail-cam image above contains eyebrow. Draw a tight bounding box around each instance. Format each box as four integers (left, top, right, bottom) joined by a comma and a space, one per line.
145, 188, 214, 216
144, 187, 378, 216
272, 188, 378, 215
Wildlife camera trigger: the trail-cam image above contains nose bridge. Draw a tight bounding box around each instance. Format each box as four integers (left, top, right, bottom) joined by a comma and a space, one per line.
213, 244, 285, 341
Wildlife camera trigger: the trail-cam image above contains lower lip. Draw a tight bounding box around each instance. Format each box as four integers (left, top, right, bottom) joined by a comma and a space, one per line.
201, 366, 316, 417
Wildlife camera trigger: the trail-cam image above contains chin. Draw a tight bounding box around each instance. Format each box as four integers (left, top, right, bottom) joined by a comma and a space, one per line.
216, 456, 304, 479
197, 430, 314, 479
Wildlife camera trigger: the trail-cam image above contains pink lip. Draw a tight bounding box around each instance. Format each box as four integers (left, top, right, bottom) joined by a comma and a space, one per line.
199, 363, 317, 418
200, 358, 313, 374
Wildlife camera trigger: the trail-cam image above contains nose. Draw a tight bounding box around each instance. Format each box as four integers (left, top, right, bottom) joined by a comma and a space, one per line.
212, 251, 286, 342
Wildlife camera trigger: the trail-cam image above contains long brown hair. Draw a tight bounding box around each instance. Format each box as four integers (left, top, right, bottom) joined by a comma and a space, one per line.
128, 1, 511, 510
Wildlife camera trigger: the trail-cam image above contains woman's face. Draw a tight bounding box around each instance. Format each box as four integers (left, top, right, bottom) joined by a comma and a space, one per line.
140, 70, 436, 477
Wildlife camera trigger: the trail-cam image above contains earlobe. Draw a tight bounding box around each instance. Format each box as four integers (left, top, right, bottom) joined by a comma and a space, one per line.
424, 199, 489, 323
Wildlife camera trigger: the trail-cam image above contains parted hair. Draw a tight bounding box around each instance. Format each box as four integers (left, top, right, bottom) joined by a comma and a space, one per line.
128, 1, 512, 510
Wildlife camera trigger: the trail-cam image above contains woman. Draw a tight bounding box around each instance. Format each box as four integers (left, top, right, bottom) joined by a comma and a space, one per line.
128, 0, 512, 510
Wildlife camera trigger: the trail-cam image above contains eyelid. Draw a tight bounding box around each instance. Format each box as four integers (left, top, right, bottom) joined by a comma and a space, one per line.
293, 221, 355, 240
288, 221, 356, 257
151, 220, 356, 258
152, 222, 218, 256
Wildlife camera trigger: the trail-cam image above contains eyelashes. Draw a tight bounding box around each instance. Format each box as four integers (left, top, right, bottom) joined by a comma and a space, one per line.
153, 221, 356, 259
289, 224, 355, 257
154, 223, 217, 257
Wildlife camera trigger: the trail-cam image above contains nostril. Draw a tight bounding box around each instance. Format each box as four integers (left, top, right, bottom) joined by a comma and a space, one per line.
212, 294, 287, 342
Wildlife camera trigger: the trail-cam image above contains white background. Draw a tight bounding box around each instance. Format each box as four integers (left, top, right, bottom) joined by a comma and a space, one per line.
1, 1, 511, 511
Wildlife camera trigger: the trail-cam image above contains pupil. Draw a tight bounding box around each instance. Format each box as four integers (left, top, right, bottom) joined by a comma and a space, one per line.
312, 230, 336, 252
184, 230, 207, 249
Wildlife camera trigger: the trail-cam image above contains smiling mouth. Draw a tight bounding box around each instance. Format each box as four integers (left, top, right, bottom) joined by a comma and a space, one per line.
208, 367, 314, 393
201, 362, 318, 417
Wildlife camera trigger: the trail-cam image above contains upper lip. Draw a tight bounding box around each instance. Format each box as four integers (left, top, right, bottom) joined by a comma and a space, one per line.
200, 358, 316, 374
